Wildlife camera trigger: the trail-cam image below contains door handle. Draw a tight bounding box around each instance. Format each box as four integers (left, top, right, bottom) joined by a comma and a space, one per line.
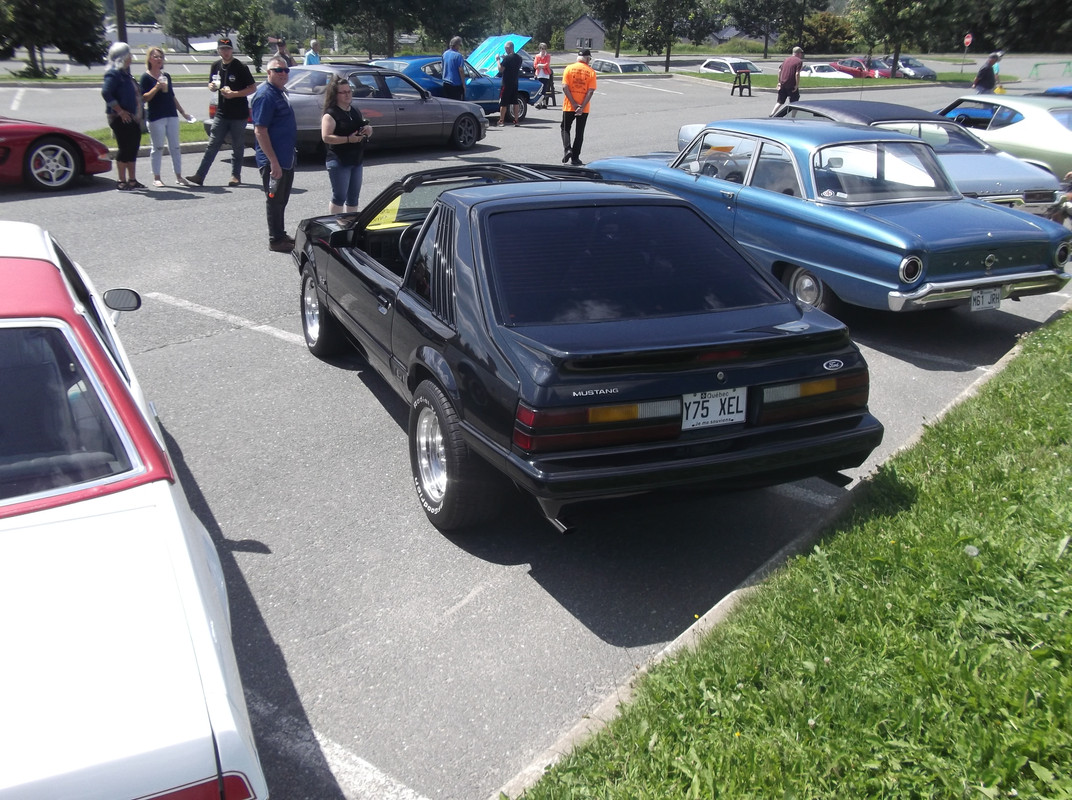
720, 190, 735, 200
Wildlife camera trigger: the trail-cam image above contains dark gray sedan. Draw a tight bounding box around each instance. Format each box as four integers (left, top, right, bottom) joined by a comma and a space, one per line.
212, 64, 488, 154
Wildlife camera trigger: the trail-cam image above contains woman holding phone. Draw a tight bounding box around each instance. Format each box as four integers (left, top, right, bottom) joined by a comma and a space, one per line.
320, 76, 373, 213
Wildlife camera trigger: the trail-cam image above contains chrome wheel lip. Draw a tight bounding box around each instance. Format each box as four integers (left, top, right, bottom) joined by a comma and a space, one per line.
302, 276, 320, 343
415, 406, 447, 503
30, 145, 76, 187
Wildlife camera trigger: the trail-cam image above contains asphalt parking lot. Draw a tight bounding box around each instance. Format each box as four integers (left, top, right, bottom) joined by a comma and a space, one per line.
4, 57, 1072, 799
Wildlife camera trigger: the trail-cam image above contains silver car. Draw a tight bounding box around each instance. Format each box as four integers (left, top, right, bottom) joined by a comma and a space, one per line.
221, 64, 488, 154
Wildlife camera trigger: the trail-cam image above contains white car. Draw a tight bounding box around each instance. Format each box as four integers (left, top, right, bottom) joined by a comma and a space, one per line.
698, 57, 764, 75
800, 63, 853, 79
0, 221, 269, 800
590, 57, 653, 74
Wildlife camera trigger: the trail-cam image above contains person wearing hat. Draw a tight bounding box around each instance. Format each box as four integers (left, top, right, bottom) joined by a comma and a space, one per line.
186, 38, 256, 186
274, 37, 295, 68
973, 52, 1002, 93
771, 46, 804, 115
560, 48, 597, 165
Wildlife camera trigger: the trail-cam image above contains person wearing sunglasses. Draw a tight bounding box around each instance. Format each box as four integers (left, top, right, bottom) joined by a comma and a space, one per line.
252, 58, 298, 252
321, 77, 373, 214
186, 38, 256, 187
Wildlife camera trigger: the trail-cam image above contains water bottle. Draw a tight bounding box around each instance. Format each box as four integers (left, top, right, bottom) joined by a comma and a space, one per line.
268, 175, 278, 198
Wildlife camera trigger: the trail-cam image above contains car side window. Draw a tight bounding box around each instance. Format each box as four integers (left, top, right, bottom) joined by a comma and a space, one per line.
989, 105, 1024, 130
403, 207, 456, 326
678, 132, 755, 182
749, 142, 801, 197
348, 74, 378, 99
384, 74, 421, 99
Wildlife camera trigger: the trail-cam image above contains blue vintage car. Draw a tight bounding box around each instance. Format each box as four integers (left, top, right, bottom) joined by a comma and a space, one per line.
370, 53, 545, 121
589, 119, 1072, 313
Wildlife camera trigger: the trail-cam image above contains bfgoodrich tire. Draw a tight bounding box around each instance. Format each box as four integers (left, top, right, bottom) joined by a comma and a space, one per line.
409, 381, 501, 530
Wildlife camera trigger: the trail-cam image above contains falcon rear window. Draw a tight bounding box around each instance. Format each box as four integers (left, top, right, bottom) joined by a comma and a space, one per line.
485, 204, 783, 325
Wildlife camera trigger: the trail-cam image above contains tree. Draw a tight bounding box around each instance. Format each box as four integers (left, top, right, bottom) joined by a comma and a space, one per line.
238, 0, 269, 70
845, 0, 916, 74
164, 0, 246, 47
589, 0, 632, 56
0, 0, 107, 75
631, 0, 718, 70
797, 9, 852, 52
723, 0, 785, 57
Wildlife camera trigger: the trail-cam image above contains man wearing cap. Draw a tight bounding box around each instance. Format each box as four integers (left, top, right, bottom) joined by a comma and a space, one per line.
771, 46, 804, 115
561, 48, 597, 165
973, 52, 1002, 93
253, 56, 298, 252
274, 37, 295, 67
186, 38, 256, 187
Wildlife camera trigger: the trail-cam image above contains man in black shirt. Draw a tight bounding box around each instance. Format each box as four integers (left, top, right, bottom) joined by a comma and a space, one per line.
186, 38, 257, 187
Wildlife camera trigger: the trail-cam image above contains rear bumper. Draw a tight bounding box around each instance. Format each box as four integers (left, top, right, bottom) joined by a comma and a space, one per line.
888, 269, 1071, 311
494, 412, 884, 510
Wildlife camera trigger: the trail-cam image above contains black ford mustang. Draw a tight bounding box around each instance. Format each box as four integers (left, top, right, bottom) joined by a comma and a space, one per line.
294, 164, 883, 532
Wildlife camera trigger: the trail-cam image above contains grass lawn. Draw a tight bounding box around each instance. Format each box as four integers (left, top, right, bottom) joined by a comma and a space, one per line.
517, 309, 1072, 798
85, 120, 209, 148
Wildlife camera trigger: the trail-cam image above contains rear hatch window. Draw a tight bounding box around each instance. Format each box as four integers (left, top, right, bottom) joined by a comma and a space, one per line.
485, 204, 783, 325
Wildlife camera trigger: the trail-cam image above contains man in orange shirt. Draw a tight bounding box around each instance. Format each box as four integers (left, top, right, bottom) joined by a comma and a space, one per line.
560, 48, 597, 165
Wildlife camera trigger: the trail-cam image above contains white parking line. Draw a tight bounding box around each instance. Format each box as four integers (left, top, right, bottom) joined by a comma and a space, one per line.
146, 292, 304, 346
609, 81, 684, 94
245, 690, 431, 800
10, 87, 24, 112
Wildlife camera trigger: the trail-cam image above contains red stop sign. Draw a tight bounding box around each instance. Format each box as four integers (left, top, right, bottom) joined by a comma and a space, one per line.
964, 33, 973, 47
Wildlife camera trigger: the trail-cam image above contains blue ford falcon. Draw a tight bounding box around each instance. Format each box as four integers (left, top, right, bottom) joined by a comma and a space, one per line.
589, 119, 1071, 313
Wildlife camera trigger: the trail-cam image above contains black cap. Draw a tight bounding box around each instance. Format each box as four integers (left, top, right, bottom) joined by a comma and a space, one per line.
579, 48, 591, 57
217, 37, 233, 48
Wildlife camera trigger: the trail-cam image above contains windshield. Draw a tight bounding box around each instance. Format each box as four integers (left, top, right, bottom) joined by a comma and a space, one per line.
0, 324, 135, 505
812, 141, 958, 204
485, 204, 783, 325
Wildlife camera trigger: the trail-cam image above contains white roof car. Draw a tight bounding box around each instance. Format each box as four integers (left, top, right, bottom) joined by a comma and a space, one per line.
590, 57, 653, 73
800, 63, 853, 79
699, 57, 764, 74
0, 221, 268, 800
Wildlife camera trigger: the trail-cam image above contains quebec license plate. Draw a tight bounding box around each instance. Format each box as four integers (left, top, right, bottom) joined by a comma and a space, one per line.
682, 388, 747, 430
970, 286, 1001, 312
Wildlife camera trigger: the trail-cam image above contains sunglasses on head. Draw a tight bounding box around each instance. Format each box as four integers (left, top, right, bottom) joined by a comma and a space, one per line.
270, 66, 290, 73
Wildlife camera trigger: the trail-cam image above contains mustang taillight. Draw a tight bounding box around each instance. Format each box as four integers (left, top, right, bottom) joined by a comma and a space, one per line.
757, 371, 870, 425
514, 399, 681, 454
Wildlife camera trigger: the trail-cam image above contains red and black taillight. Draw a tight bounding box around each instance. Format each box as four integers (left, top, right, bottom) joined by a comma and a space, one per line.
513, 400, 682, 454
756, 371, 870, 425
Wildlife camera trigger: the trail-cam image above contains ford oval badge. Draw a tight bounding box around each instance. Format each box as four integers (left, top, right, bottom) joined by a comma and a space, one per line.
823, 359, 844, 371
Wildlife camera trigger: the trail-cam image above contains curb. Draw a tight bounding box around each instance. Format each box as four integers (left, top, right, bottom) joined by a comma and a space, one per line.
490, 297, 1072, 800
